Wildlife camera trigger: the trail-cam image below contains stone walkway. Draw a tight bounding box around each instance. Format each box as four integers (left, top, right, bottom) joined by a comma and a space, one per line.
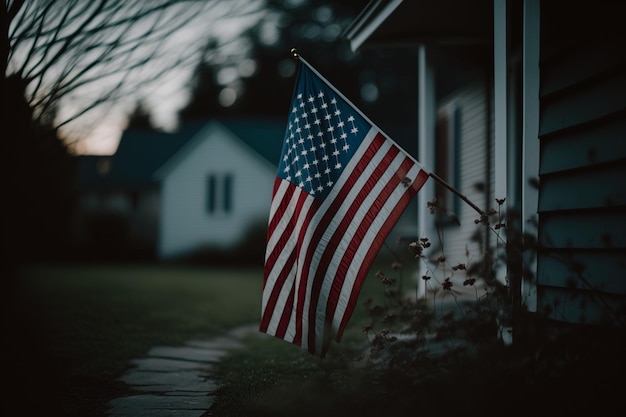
106, 324, 259, 417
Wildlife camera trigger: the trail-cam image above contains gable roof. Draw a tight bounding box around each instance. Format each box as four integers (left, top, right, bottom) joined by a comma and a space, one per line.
219, 118, 285, 166
77, 118, 284, 189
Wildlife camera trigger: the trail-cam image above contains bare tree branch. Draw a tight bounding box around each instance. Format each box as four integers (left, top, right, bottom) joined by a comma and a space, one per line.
5, 0, 267, 148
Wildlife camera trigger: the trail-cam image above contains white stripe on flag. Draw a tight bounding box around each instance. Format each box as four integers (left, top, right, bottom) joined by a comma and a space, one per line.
306, 140, 398, 351
264, 180, 292, 263
263, 187, 314, 337
331, 161, 425, 333
293, 128, 381, 350
313, 151, 417, 351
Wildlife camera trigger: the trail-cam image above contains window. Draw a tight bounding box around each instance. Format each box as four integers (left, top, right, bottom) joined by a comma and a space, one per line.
207, 175, 216, 213
206, 173, 234, 215
223, 174, 233, 213
435, 104, 459, 218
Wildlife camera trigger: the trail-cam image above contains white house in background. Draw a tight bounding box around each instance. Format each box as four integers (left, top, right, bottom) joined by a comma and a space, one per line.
74, 118, 284, 261
153, 120, 278, 260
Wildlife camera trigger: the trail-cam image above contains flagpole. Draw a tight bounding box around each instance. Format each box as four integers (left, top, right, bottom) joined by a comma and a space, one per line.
428, 172, 485, 216
290, 48, 486, 217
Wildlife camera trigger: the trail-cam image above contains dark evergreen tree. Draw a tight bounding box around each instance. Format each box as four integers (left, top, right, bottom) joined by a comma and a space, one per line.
178, 61, 227, 123
176, 0, 418, 154
126, 101, 156, 130
3, 74, 76, 281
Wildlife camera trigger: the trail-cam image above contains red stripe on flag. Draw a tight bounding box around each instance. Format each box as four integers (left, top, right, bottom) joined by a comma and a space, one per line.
274, 272, 297, 339
278, 192, 320, 342
266, 178, 290, 239
335, 167, 429, 342
314, 154, 415, 355
260, 248, 296, 333
263, 184, 306, 284
262, 183, 319, 339
321, 156, 417, 346
293, 133, 387, 350
305, 142, 402, 354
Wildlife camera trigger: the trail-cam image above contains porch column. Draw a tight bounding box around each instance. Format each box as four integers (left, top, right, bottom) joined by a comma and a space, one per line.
417, 44, 437, 298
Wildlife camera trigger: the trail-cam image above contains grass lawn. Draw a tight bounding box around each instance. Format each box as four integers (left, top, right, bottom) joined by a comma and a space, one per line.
6, 260, 621, 417
1, 257, 411, 417
3, 263, 266, 417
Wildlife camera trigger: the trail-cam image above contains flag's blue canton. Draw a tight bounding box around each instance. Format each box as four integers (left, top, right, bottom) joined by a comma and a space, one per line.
277, 66, 369, 199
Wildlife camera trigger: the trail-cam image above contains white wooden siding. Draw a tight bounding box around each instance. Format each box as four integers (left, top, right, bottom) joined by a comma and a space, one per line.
158, 125, 276, 260
437, 81, 490, 269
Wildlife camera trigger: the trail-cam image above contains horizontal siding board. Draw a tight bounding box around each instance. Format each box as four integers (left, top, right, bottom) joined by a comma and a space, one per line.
437, 81, 488, 264
538, 286, 626, 326
540, 115, 626, 174
540, 210, 626, 249
537, 0, 626, 328
539, 72, 626, 136
460, 145, 483, 160
539, 162, 626, 211
538, 251, 626, 294
463, 116, 487, 134
540, 48, 626, 97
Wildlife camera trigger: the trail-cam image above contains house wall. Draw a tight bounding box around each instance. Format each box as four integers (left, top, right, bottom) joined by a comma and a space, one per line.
158, 128, 276, 260
436, 80, 492, 279
536, 0, 626, 324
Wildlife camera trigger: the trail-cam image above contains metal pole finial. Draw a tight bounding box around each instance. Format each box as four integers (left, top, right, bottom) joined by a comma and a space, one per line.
290, 48, 299, 59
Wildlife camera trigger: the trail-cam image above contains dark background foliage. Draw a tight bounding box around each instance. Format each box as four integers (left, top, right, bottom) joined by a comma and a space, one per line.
3, 0, 420, 273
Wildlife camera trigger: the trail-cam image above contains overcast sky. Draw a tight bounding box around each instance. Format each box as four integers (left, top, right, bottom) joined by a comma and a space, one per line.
66, 0, 269, 155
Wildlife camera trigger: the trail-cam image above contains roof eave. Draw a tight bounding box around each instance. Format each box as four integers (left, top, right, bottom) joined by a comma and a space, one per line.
342, 0, 404, 52
343, 0, 493, 54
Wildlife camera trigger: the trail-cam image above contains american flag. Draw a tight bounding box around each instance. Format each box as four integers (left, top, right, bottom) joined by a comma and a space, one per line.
260, 57, 429, 357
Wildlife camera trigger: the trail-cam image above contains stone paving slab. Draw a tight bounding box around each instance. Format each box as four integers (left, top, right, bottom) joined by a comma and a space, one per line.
147, 346, 227, 363
129, 357, 211, 372
107, 394, 213, 417
106, 324, 259, 417
118, 369, 218, 392
186, 337, 244, 350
